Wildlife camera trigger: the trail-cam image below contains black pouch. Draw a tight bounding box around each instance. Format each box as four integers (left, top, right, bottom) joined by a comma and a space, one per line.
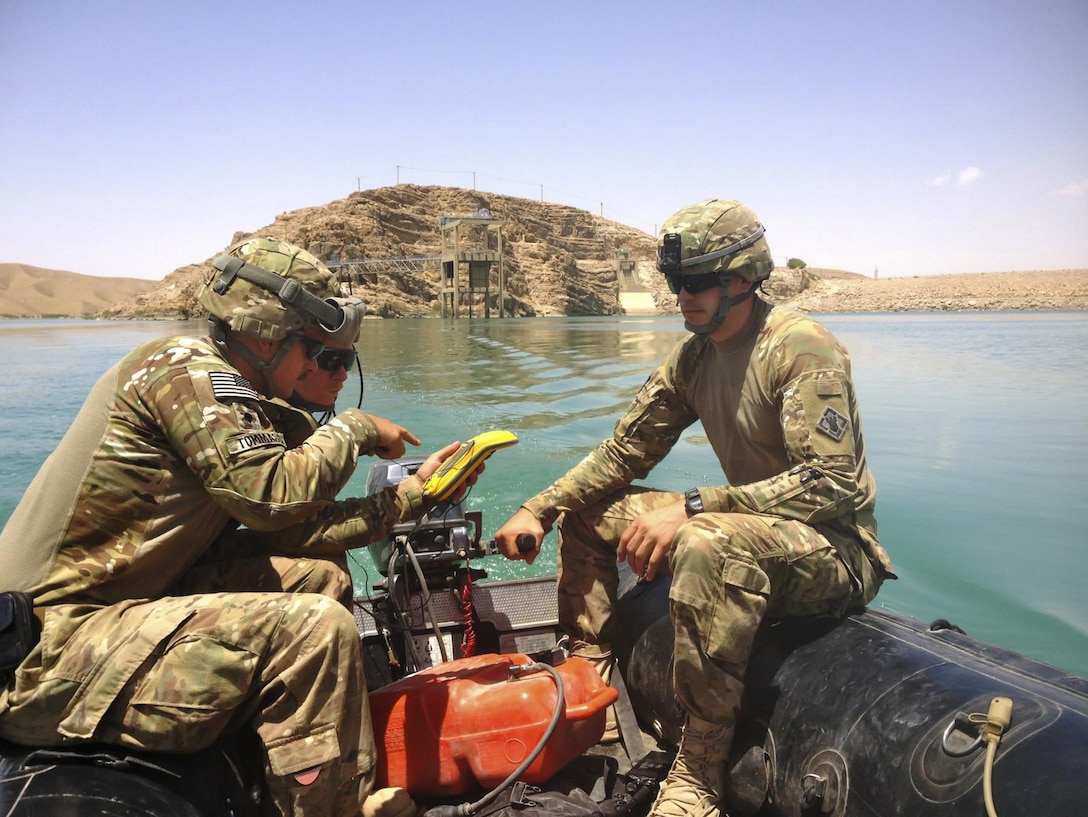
0, 591, 39, 680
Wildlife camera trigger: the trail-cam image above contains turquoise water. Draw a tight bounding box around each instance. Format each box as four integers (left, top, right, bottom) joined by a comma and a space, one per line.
1, 313, 1086, 677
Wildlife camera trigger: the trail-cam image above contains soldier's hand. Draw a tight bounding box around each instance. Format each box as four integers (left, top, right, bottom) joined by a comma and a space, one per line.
495, 507, 544, 565
617, 501, 686, 582
413, 441, 484, 504
367, 414, 421, 459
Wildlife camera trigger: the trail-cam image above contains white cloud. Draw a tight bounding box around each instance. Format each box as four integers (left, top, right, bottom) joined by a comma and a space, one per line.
956, 166, 985, 186
1052, 178, 1088, 197
928, 172, 951, 186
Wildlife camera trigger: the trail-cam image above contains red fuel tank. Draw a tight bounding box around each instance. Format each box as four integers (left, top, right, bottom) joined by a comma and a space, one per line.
369, 653, 618, 797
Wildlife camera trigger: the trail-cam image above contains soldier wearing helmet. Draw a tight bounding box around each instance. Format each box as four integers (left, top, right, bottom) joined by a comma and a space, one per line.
288, 297, 368, 426
655, 198, 774, 335
0, 237, 471, 817
495, 200, 894, 817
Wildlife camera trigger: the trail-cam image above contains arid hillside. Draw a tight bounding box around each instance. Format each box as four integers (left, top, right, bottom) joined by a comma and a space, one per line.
0, 263, 154, 318
2, 185, 1086, 318
785, 267, 1088, 313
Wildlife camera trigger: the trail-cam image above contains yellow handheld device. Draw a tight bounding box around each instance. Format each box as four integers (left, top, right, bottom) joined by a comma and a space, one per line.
422, 430, 519, 505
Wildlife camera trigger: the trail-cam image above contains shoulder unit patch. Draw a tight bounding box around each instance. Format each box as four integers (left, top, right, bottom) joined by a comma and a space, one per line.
816, 405, 849, 441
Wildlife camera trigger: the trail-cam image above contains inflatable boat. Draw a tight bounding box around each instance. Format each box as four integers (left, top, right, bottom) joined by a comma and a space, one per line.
3, 460, 1086, 815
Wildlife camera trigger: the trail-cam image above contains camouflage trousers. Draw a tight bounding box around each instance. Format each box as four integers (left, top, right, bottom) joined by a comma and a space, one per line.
0, 555, 373, 817
557, 487, 866, 726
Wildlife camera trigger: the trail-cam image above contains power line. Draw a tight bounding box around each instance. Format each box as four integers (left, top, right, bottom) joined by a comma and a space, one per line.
360, 165, 658, 234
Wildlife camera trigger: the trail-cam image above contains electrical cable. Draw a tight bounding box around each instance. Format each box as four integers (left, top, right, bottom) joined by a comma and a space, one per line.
459, 568, 477, 657
404, 542, 451, 664
387, 551, 425, 671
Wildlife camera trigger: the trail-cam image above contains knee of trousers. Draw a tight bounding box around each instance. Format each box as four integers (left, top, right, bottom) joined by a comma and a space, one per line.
558, 506, 622, 560
670, 516, 772, 594
287, 557, 354, 607
669, 517, 771, 666
267, 593, 365, 673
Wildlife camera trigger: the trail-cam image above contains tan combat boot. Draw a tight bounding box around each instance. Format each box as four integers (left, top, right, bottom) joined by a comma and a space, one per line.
361, 786, 417, 817
649, 717, 734, 817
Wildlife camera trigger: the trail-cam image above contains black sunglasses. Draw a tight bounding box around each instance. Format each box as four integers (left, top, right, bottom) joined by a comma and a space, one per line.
316, 348, 358, 372
665, 272, 729, 295
296, 336, 327, 361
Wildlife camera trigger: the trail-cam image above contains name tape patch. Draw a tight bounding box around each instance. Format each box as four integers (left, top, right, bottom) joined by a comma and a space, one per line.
227, 431, 285, 455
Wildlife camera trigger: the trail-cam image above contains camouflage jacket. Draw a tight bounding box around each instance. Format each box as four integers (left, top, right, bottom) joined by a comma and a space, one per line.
523, 299, 894, 577
0, 335, 423, 606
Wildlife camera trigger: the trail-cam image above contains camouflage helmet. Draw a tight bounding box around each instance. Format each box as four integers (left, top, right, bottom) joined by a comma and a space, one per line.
657, 199, 773, 284
197, 237, 343, 342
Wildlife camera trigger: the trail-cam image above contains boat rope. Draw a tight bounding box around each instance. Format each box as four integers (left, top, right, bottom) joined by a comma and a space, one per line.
980, 696, 1012, 817
939, 695, 1013, 817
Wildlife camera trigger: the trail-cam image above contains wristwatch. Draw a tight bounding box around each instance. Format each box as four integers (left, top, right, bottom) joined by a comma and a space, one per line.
684, 487, 704, 515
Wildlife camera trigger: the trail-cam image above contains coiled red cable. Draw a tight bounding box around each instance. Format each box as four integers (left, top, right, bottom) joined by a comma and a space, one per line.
459, 568, 476, 657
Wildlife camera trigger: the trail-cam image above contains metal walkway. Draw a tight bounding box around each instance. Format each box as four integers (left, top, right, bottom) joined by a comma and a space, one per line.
328, 257, 440, 282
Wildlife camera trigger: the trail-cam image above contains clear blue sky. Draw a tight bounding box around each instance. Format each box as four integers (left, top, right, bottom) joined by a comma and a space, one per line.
2, 1, 1085, 281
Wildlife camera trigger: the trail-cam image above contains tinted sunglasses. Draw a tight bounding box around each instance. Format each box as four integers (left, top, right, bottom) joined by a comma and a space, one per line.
297, 336, 327, 361
316, 348, 358, 372
665, 272, 729, 295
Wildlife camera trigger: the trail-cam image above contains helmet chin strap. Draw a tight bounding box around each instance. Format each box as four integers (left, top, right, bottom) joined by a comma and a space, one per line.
289, 392, 334, 413
208, 318, 299, 389
683, 278, 756, 335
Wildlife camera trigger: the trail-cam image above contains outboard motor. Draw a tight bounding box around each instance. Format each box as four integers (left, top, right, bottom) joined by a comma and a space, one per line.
365, 457, 492, 581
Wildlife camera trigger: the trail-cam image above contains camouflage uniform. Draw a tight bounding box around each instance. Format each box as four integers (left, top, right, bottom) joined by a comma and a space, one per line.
0, 334, 425, 817
523, 297, 895, 726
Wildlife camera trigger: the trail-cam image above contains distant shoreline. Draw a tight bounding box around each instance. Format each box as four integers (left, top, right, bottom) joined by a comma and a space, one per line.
2, 262, 1086, 318
777, 268, 1088, 313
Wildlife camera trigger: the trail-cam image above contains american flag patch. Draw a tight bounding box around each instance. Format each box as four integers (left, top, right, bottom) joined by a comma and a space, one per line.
209, 370, 260, 403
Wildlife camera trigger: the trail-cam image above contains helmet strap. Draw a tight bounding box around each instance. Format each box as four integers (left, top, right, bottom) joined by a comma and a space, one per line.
258, 334, 300, 376
211, 255, 344, 332
682, 276, 756, 335
289, 392, 335, 413
208, 318, 299, 389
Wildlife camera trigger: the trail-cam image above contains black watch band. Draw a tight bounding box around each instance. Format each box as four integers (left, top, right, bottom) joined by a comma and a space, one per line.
684, 487, 704, 515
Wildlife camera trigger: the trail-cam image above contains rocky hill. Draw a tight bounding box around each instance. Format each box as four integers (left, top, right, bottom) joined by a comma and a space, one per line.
5, 186, 1086, 319
100, 185, 665, 320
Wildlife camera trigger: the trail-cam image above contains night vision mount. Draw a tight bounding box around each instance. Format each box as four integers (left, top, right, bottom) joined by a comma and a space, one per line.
657, 224, 766, 273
